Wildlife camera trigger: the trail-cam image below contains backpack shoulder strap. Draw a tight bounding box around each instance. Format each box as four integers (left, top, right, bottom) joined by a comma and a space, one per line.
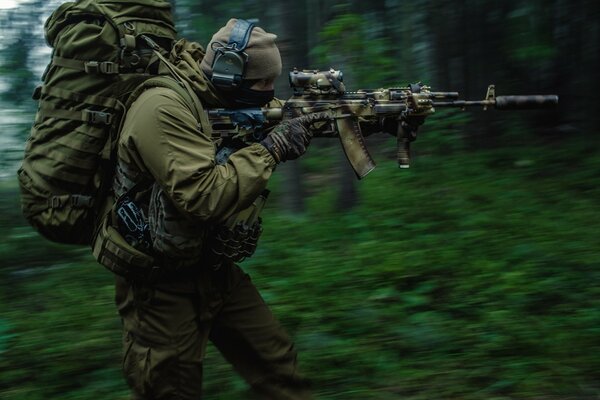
127, 73, 212, 138
127, 75, 197, 117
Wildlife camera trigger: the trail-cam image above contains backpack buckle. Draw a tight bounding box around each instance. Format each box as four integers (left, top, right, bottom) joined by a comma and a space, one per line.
48, 196, 64, 208
70, 195, 94, 208
84, 61, 119, 75
120, 34, 137, 51
83, 109, 113, 125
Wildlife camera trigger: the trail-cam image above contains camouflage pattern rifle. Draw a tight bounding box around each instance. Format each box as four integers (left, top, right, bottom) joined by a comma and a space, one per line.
209, 69, 558, 178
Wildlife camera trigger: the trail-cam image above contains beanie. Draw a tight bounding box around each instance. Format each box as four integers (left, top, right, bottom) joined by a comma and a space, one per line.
200, 18, 282, 81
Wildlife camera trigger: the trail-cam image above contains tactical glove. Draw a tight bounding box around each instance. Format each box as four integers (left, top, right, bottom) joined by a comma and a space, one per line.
260, 112, 332, 163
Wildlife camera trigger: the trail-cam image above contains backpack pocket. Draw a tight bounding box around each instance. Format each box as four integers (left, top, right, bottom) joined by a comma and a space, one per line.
18, 166, 93, 244
93, 212, 159, 282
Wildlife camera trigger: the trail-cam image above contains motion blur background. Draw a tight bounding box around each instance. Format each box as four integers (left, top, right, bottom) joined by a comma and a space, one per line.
1, 0, 599, 399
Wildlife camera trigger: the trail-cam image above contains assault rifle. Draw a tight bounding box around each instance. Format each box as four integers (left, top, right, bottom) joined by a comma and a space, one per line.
208, 69, 558, 178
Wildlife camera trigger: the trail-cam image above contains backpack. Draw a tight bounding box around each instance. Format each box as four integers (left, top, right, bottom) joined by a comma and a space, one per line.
17, 0, 178, 245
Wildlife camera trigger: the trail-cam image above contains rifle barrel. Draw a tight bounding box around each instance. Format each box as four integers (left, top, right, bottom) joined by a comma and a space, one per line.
432, 100, 491, 107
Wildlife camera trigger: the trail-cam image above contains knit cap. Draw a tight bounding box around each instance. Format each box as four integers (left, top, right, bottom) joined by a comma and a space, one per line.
200, 18, 282, 81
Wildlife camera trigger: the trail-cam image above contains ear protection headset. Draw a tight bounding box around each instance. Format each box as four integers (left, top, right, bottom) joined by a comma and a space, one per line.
211, 19, 255, 89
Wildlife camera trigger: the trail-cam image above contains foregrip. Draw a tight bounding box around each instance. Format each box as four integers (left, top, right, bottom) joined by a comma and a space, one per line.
495, 95, 559, 110
397, 136, 411, 169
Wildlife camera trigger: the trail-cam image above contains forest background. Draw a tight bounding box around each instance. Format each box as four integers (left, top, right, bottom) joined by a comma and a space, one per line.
1, 0, 599, 399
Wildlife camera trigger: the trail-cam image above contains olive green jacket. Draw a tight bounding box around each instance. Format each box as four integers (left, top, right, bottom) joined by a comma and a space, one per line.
117, 85, 277, 223
115, 37, 280, 225
92, 40, 279, 276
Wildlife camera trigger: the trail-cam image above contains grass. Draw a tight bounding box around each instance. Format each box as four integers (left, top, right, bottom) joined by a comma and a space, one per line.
1, 129, 599, 399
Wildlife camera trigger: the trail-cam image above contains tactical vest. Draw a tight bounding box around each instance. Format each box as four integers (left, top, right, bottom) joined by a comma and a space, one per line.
95, 75, 268, 282
93, 75, 209, 281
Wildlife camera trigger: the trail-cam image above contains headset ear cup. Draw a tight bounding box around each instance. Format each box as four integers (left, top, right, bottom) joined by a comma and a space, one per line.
211, 50, 247, 88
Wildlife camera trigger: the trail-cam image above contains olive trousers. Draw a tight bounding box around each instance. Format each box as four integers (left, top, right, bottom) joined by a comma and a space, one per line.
114, 263, 311, 399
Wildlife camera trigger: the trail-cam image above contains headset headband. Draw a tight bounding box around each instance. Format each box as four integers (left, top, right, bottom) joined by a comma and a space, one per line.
211, 19, 255, 89
228, 19, 255, 51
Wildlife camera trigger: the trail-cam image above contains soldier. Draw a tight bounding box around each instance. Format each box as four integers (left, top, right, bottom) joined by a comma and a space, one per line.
108, 19, 328, 399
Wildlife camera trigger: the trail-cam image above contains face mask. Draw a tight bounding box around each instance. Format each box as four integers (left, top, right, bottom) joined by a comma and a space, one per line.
225, 86, 275, 108
215, 77, 274, 108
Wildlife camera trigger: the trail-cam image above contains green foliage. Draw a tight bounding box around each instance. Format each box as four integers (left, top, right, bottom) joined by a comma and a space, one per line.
0, 183, 87, 270
312, 10, 398, 87
1, 1, 599, 398
504, 4, 558, 64
0, 38, 36, 102
174, 0, 271, 46
0, 1, 43, 106
245, 133, 600, 398
416, 108, 472, 154
3, 120, 600, 398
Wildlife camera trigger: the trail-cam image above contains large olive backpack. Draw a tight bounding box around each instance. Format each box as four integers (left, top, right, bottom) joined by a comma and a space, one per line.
18, 0, 178, 245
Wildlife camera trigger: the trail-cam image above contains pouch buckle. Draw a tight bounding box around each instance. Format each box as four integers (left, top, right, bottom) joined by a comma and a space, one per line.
84, 61, 119, 75
83, 109, 113, 125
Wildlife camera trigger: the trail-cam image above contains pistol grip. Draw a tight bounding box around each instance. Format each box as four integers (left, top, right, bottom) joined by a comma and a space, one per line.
335, 117, 376, 179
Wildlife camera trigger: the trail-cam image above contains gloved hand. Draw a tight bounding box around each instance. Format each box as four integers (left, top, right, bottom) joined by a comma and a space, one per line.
260, 112, 332, 163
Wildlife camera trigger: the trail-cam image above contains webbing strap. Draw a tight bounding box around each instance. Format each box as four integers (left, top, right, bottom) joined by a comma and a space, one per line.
52, 55, 86, 70
38, 104, 113, 125
24, 158, 90, 186
48, 194, 94, 209
28, 142, 98, 171
41, 85, 118, 109
37, 105, 83, 122
24, 193, 93, 214
53, 55, 120, 75
151, 50, 207, 125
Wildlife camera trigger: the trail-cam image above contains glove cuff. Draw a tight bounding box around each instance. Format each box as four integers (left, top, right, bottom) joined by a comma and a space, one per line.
260, 136, 282, 164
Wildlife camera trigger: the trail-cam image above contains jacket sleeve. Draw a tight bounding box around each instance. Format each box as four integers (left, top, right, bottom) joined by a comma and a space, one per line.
124, 87, 276, 223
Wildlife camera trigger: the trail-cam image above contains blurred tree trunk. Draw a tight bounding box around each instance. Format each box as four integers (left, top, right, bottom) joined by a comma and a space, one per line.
554, 0, 600, 133
460, 0, 484, 148
306, 0, 360, 212
336, 149, 359, 211
306, 0, 323, 54
581, 1, 600, 132
430, 0, 454, 89
269, 0, 309, 214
